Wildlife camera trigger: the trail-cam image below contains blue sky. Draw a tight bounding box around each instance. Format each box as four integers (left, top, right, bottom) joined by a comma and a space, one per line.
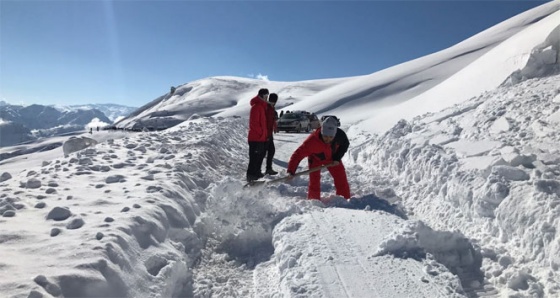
0, 1, 548, 107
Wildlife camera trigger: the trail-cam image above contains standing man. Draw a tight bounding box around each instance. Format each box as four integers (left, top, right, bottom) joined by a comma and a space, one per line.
264, 93, 279, 175
246, 88, 269, 181
286, 116, 350, 200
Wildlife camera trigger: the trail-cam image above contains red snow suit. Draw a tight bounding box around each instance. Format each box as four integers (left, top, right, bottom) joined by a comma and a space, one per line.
265, 104, 278, 138
287, 128, 350, 200
247, 95, 268, 142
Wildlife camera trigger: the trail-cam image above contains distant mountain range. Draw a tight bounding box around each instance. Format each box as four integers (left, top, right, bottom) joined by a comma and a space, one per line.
0, 103, 137, 147
63, 103, 137, 122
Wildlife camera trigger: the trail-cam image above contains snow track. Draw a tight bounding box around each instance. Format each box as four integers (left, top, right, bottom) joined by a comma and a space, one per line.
258, 208, 466, 298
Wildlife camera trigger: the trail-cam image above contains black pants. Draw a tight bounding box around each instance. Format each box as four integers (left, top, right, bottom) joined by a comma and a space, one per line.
247, 141, 266, 178
265, 136, 275, 170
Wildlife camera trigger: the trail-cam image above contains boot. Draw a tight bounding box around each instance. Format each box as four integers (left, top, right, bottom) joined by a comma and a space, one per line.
247, 174, 259, 182
265, 168, 278, 175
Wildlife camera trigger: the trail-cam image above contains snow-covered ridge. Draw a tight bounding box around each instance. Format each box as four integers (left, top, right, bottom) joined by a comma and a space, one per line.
114, 76, 348, 131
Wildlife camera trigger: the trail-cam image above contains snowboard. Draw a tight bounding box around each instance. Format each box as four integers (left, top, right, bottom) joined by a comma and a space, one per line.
243, 163, 336, 188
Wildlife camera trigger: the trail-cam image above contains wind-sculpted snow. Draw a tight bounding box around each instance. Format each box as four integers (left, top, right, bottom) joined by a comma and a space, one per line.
350, 74, 560, 296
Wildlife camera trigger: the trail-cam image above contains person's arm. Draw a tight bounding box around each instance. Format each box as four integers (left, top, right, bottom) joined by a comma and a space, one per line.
287, 135, 314, 175
259, 106, 268, 141
250, 104, 267, 141
332, 129, 349, 161
249, 107, 263, 140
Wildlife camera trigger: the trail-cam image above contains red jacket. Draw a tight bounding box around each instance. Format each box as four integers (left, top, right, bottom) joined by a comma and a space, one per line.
247, 95, 268, 142
287, 128, 349, 175
265, 104, 277, 137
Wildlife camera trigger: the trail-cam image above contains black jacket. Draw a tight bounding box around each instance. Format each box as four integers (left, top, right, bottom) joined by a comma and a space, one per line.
331, 128, 349, 161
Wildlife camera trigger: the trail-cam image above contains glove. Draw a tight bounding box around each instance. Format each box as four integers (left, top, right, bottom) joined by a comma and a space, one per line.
286, 173, 295, 181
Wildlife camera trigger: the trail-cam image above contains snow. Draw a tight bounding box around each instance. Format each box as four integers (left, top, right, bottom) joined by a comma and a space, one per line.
85, 118, 111, 130
1, 2, 560, 298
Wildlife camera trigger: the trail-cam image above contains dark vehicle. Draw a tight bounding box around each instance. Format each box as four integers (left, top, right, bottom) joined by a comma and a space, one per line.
287, 110, 320, 130
320, 115, 341, 127
278, 113, 311, 133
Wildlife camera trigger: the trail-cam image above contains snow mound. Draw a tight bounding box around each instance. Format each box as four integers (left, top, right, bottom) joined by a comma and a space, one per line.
62, 136, 98, 156
374, 221, 483, 289
503, 24, 560, 85
350, 73, 560, 296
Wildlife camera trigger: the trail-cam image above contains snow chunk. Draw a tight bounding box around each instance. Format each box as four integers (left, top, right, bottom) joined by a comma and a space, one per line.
106, 175, 126, 184
445, 140, 501, 158
429, 134, 459, 146
66, 218, 85, 229
553, 93, 560, 103
46, 207, 72, 221
499, 147, 536, 167
548, 110, 560, 123
489, 117, 511, 133
491, 165, 530, 181
26, 178, 42, 189
374, 221, 483, 288
531, 119, 555, 137
62, 136, 98, 156
459, 155, 504, 174
0, 172, 12, 182
534, 179, 560, 195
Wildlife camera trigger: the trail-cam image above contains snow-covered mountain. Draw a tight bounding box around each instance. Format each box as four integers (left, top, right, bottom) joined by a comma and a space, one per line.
0, 2, 559, 298
116, 2, 560, 134
0, 103, 112, 147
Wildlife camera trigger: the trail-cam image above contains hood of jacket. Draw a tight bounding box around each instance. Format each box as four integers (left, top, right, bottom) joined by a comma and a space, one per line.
250, 95, 267, 107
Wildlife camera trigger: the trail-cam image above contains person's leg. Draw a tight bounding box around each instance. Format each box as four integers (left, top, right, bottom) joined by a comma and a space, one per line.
308, 160, 321, 200
247, 142, 264, 180
266, 139, 277, 174
255, 141, 266, 177
328, 162, 351, 199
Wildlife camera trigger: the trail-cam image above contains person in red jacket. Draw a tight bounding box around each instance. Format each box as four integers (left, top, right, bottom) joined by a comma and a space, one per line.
246, 88, 269, 181
264, 93, 279, 175
286, 116, 351, 200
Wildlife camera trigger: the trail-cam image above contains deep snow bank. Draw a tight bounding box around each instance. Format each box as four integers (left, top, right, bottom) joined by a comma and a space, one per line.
350, 74, 560, 296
